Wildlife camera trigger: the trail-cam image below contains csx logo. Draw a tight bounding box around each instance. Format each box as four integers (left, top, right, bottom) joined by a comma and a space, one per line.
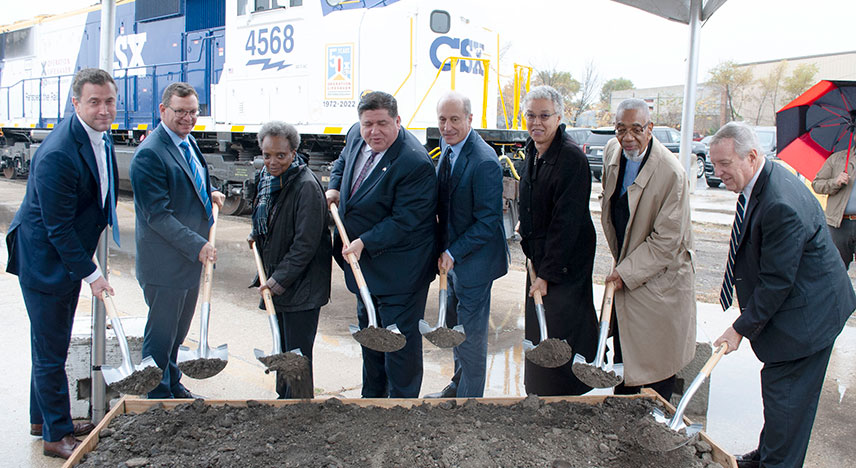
114, 33, 147, 78
429, 36, 484, 76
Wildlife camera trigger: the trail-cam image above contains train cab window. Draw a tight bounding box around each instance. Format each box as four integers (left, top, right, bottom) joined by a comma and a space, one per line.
239, 0, 299, 15
430, 10, 450, 34
4, 28, 34, 59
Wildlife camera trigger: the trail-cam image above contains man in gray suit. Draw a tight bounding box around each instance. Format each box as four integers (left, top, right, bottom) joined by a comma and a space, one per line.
425, 91, 507, 398
710, 122, 855, 468
130, 82, 225, 399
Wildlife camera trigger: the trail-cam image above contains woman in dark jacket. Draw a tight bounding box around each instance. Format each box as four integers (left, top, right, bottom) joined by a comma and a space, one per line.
250, 121, 332, 399
517, 85, 598, 396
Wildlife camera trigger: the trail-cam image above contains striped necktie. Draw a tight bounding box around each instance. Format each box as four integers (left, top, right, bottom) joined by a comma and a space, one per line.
720, 193, 746, 311
179, 140, 213, 227
102, 133, 120, 247
351, 150, 378, 196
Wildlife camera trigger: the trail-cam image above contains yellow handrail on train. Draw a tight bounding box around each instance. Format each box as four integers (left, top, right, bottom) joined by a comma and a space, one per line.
498, 155, 520, 180
393, 17, 414, 97
407, 56, 491, 130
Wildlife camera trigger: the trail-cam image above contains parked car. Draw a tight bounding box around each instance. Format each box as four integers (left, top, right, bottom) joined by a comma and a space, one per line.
754, 126, 777, 159
581, 128, 615, 181
652, 126, 709, 178
700, 135, 714, 149
566, 127, 593, 147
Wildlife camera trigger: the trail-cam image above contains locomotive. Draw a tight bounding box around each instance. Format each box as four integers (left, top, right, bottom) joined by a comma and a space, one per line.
0, 0, 528, 222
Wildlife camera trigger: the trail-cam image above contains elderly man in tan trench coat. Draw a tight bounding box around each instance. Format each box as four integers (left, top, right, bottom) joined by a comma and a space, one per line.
601, 98, 696, 400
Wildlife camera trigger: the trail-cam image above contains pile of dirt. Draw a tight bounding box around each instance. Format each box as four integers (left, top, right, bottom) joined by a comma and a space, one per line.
352, 327, 406, 352
107, 366, 163, 396
525, 338, 573, 368
79, 396, 724, 468
572, 362, 623, 388
177, 357, 228, 379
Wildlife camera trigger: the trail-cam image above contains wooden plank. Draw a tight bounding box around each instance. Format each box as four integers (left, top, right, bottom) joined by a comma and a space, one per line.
67, 393, 736, 468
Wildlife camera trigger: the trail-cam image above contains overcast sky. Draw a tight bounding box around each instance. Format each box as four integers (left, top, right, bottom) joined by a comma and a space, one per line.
2, 0, 853, 89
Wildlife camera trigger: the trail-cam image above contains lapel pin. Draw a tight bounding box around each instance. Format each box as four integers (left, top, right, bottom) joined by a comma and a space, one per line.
382, 167, 387, 172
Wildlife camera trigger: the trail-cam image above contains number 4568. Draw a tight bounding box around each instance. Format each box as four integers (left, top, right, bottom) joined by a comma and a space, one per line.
246, 25, 294, 56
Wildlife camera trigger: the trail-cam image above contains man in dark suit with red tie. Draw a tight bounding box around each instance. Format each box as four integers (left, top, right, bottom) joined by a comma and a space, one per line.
6, 68, 119, 459
710, 122, 856, 468
326, 91, 437, 398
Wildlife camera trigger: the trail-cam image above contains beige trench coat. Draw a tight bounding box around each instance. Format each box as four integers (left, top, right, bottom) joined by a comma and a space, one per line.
601, 137, 696, 386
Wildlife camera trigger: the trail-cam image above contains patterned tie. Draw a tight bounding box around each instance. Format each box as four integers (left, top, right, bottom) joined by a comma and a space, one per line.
102, 133, 120, 247
179, 140, 213, 227
720, 193, 746, 311
351, 150, 379, 196
437, 147, 453, 250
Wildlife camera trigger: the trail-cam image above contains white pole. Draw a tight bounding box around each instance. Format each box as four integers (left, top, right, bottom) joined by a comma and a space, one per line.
679, 0, 702, 191
92, 0, 116, 424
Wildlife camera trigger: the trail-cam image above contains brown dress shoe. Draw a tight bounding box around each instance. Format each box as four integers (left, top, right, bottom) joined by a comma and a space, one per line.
31, 421, 96, 437
43, 434, 80, 459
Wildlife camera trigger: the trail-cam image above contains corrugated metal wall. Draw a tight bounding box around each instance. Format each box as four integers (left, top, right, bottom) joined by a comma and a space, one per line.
186, 0, 226, 32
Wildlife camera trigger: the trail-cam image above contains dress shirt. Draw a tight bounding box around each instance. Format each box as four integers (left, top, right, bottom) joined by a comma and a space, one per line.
163, 125, 207, 180
76, 114, 111, 284
439, 130, 472, 263
741, 157, 766, 205
351, 143, 386, 192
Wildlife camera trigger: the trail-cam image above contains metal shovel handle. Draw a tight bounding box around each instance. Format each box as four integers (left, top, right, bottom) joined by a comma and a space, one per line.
101, 291, 135, 375
526, 261, 548, 342
329, 203, 378, 327
669, 342, 729, 430
436, 269, 448, 328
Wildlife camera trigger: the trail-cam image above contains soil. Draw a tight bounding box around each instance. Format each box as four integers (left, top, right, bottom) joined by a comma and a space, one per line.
107, 366, 163, 396
525, 338, 573, 368
634, 414, 697, 453
572, 362, 624, 389
178, 358, 228, 379
78, 396, 724, 468
257, 352, 310, 377
422, 327, 467, 348
352, 327, 406, 353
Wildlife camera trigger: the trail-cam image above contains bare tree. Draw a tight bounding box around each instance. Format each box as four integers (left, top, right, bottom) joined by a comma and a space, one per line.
708, 60, 754, 122
754, 60, 788, 125
570, 61, 599, 125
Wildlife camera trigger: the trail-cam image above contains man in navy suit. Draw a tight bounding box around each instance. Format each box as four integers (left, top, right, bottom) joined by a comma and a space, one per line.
6, 68, 119, 459
326, 91, 437, 398
130, 82, 225, 399
710, 122, 855, 468
425, 91, 507, 398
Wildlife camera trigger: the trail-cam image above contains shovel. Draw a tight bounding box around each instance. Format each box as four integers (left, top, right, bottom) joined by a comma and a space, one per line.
101, 291, 163, 395
418, 269, 466, 348
250, 241, 310, 375
178, 204, 229, 379
638, 342, 729, 452
329, 203, 405, 353
522, 261, 573, 368
571, 281, 624, 388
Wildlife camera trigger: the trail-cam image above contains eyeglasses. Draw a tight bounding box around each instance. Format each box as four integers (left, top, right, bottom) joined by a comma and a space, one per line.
615, 122, 651, 137
524, 112, 558, 122
168, 107, 199, 118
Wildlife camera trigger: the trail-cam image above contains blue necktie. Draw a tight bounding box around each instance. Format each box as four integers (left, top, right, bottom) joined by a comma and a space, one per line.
720, 193, 746, 310
102, 133, 120, 247
179, 140, 213, 227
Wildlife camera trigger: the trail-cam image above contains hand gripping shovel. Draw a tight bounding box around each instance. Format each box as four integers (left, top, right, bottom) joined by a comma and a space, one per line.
250, 241, 310, 375
329, 203, 405, 353
522, 261, 573, 368
178, 204, 229, 379
101, 291, 163, 395
637, 343, 729, 452
418, 269, 466, 348
571, 281, 624, 388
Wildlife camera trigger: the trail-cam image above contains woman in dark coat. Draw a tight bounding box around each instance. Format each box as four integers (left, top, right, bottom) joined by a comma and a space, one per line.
250, 121, 332, 399
517, 85, 598, 396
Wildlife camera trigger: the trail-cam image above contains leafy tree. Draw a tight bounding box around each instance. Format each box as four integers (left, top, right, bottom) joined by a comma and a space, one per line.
783, 63, 819, 102
707, 60, 753, 122
755, 60, 788, 124
600, 77, 634, 105
533, 68, 580, 122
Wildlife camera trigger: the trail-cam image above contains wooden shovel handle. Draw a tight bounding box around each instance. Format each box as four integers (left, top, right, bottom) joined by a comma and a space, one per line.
599, 281, 616, 324
526, 260, 544, 306
101, 291, 120, 320
328, 203, 369, 289
250, 242, 277, 317
439, 269, 447, 290
700, 342, 728, 377
200, 204, 220, 302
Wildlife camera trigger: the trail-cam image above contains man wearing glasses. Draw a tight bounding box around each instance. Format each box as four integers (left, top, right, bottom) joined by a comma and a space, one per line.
130, 82, 225, 399
600, 98, 696, 401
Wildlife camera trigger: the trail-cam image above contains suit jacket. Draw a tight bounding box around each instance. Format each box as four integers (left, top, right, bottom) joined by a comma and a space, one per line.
441, 130, 508, 287
328, 124, 437, 295
518, 123, 595, 284
130, 123, 213, 289
734, 161, 856, 363
6, 114, 114, 294
601, 137, 696, 385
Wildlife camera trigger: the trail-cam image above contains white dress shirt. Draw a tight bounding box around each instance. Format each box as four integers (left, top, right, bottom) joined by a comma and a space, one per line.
76, 113, 110, 284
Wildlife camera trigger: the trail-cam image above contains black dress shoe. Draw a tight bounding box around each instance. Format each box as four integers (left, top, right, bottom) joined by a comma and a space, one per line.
424, 384, 457, 398
43, 434, 80, 459
31, 421, 96, 437
736, 448, 760, 468
172, 385, 204, 399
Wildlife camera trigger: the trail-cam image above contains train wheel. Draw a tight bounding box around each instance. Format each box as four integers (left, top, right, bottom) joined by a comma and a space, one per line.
221, 195, 248, 216
3, 167, 15, 179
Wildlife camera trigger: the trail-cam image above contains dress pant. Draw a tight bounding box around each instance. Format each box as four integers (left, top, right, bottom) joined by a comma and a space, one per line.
274, 307, 320, 399
141, 283, 199, 398
757, 343, 834, 468
612, 317, 676, 401
22, 283, 80, 442
357, 283, 429, 398
829, 219, 856, 269
446, 270, 493, 398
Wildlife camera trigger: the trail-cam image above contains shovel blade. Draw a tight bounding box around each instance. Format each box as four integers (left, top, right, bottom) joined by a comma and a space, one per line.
103, 359, 163, 395
524, 338, 573, 368
418, 319, 434, 336
522, 339, 535, 352
177, 344, 229, 379
352, 325, 406, 353
422, 326, 466, 348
